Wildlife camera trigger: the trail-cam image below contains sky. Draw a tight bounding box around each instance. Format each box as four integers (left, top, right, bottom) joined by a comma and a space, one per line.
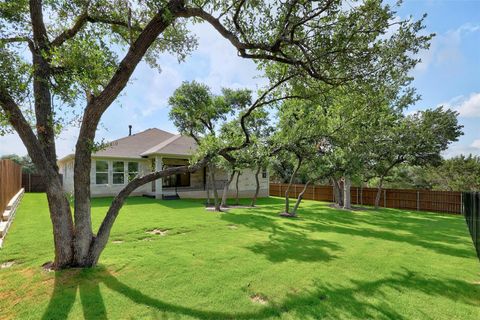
0, 0, 479, 159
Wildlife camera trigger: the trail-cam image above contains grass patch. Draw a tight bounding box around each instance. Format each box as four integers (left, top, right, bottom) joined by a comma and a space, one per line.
0, 194, 478, 319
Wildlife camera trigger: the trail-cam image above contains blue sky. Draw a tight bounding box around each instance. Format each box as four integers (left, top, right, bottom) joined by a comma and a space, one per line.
0, 0, 479, 158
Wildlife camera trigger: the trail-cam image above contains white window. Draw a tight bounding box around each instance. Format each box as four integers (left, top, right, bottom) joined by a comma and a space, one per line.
95, 161, 109, 184
128, 162, 139, 182
112, 161, 125, 184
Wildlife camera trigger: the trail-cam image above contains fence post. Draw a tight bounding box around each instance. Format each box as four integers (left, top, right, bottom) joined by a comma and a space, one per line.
313, 185, 315, 201
417, 191, 420, 211
460, 192, 463, 215
356, 187, 359, 204
384, 189, 387, 207
360, 186, 363, 205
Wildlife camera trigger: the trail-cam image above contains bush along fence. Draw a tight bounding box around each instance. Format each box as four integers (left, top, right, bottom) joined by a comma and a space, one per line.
269, 183, 462, 214
0, 159, 24, 247
463, 192, 479, 260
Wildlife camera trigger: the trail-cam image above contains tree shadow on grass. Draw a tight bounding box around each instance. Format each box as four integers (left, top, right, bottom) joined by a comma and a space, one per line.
42, 269, 107, 320
297, 206, 476, 259
41, 266, 479, 320
226, 200, 476, 260
282, 267, 480, 319
221, 210, 342, 262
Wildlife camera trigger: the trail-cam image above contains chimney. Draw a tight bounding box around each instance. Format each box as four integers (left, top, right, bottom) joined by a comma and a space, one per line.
128, 125, 132, 136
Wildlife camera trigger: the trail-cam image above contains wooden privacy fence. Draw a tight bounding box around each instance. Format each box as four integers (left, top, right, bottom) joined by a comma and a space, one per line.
22, 173, 46, 192
0, 159, 22, 213
269, 183, 462, 214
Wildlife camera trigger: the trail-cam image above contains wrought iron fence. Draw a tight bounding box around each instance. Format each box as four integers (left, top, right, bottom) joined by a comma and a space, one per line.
463, 192, 480, 260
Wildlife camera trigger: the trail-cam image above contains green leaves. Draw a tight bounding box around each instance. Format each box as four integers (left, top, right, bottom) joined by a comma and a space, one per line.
50, 32, 118, 99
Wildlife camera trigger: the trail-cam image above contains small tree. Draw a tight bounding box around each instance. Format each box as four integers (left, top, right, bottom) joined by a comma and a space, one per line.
169, 81, 252, 211
367, 107, 463, 208
221, 108, 272, 206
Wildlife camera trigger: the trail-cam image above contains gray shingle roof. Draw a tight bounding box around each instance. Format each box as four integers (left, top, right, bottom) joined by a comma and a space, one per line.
140, 134, 197, 157
58, 128, 198, 162
93, 128, 175, 159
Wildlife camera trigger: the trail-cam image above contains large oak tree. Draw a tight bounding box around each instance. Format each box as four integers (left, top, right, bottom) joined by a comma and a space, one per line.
1, 0, 429, 268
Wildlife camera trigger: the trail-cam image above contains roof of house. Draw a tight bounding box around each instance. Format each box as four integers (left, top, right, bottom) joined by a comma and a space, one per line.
140, 134, 197, 157
58, 128, 198, 163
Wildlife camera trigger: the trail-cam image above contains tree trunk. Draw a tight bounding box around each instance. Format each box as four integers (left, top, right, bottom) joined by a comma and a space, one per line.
284, 157, 302, 214
221, 170, 236, 207
343, 176, 351, 210
290, 181, 310, 216
251, 166, 261, 207
85, 159, 210, 266
332, 178, 344, 207
45, 178, 75, 268
374, 177, 385, 209
235, 171, 241, 205
206, 182, 211, 206
208, 164, 221, 211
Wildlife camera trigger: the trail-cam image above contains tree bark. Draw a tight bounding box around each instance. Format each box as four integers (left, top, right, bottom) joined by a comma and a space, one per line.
290, 181, 310, 216
332, 178, 344, 207
374, 176, 385, 209
208, 164, 221, 211
45, 177, 75, 268
343, 176, 352, 210
71, 2, 181, 266
206, 181, 211, 206
251, 166, 261, 207
221, 170, 236, 207
284, 157, 302, 214
235, 171, 241, 205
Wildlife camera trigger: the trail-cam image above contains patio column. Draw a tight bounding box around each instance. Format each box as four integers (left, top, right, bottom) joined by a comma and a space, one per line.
155, 155, 163, 199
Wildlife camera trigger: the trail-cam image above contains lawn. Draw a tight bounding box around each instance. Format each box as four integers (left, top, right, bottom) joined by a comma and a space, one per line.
0, 193, 479, 319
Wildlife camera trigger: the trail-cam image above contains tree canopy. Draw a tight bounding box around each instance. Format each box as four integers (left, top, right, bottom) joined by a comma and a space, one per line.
0, 0, 433, 268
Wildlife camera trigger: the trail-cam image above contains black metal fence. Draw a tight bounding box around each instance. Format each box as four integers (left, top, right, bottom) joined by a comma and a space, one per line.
462, 192, 480, 260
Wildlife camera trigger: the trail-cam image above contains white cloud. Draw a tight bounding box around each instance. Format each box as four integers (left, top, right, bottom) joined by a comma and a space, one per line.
455, 93, 480, 117
439, 92, 480, 117
415, 23, 480, 73
471, 139, 480, 149
442, 142, 480, 158
190, 22, 266, 92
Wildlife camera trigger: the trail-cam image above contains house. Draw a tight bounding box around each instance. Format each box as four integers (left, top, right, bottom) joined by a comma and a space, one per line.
57, 128, 269, 199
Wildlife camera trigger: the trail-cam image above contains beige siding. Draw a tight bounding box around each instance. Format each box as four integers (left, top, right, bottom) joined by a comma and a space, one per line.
60, 156, 269, 199
204, 167, 269, 198
59, 160, 74, 194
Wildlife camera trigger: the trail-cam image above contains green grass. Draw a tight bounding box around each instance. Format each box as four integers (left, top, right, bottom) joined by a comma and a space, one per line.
0, 193, 479, 319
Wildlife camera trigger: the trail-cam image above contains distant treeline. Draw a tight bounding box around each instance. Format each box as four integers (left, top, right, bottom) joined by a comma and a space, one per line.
0, 154, 37, 174
271, 154, 480, 192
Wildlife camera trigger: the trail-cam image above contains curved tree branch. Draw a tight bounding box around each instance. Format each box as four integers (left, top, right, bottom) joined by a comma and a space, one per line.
0, 89, 50, 175
88, 157, 209, 264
